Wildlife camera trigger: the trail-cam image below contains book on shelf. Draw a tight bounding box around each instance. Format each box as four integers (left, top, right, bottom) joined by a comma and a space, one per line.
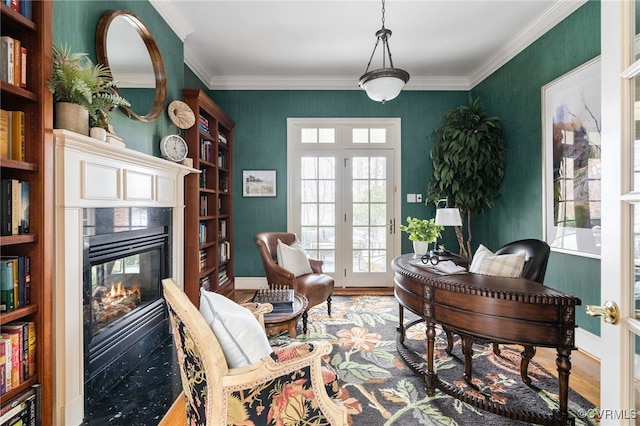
219, 219, 227, 239
252, 288, 294, 314
219, 177, 229, 192
0, 337, 11, 393
18, 0, 32, 20
0, 179, 29, 236
218, 133, 227, 145
0, 257, 30, 312
218, 150, 225, 168
19, 46, 26, 88
199, 222, 207, 244
199, 249, 207, 272
9, 111, 25, 162
199, 275, 210, 291
0, 330, 20, 390
7, 0, 19, 13
12, 39, 20, 91
0, 110, 8, 159
219, 241, 230, 263
200, 195, 208, 216
199, 168, 207, 188
200, 139, 212, 163
0, 36, 14, 86
0, 386, 37, 426
198, 114, 210, 135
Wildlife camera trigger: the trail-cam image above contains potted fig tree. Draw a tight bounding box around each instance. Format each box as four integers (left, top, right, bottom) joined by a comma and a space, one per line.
426, 96, 505, 260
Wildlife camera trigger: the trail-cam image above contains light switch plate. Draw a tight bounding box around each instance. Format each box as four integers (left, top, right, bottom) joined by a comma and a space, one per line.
407, 194, 416, 203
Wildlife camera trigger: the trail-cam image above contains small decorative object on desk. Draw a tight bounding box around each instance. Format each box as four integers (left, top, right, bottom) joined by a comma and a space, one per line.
253, 286, 294, 313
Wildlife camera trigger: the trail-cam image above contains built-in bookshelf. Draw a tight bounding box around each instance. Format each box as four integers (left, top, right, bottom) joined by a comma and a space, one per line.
0, 1, 53, 424
183, 89, 235, 305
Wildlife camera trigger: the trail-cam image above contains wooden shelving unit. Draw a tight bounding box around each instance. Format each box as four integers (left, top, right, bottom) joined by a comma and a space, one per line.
0, 1, 53, 424
182, 89, 235, 305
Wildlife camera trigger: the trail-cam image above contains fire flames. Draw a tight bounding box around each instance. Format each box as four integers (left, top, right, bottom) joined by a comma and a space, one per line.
106, 282, 141, 302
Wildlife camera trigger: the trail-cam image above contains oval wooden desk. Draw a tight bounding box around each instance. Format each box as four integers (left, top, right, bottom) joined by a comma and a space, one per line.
392, 254, 581, 426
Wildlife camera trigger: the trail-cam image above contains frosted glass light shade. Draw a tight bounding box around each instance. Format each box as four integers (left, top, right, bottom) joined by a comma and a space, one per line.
359, 68, 410, 103
435, 208, 462, 226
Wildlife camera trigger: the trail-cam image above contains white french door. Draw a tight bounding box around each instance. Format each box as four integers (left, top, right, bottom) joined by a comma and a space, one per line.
287, 119, 401, 288
598, 2, 640, 424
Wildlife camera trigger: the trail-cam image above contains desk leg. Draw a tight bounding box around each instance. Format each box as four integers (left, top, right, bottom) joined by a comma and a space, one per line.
462, 336, 475, 387
553, 348, 573, 425
426, 320, 437, 396
398, 305, 405, 343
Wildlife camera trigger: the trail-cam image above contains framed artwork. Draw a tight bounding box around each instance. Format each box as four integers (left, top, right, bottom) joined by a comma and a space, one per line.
243, 170, 277, 197
542, 57, 601, 258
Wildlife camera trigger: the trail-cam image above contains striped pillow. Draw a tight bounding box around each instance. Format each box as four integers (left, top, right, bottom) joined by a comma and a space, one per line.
469, 244, 526, 278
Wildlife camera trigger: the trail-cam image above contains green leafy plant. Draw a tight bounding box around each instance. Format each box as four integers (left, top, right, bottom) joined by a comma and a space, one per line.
398, 216, 443, 243
47, 44, 130, 129
426, 96, 505, 259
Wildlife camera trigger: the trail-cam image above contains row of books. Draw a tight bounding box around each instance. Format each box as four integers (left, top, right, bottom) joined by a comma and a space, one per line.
218, 133, 227, 145
200, 195, 209, 216
199, 168, 207, 188
199, 222, 207, 245
218, 150, 226, 168
199, 275, 210, 292
0, 36, 27, 89
200, 138, 212, 163
3, 0, 33, 20
199, 249, 207, 273
0, 110, 25, 161
219, 241, 230, 263
0, 321, 35, 395
0, 179, 29, 236
0, 385, 38, 426
0, 179, 29, 237
219, 219, 227, 239
0, 256, 30, 313
219, 176, 229, 192
218, 266, 229, 285
198, 114, 210, 135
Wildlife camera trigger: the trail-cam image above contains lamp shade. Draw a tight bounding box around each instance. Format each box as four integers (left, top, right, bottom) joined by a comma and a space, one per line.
359, 68, 410, 103
435, 208, 462, 227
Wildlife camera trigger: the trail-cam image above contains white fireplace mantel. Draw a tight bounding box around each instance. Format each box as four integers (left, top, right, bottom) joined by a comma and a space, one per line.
53, 129, 196, 425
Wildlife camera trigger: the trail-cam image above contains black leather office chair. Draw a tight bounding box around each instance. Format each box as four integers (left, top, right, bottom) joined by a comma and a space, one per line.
444, 238, 551, 385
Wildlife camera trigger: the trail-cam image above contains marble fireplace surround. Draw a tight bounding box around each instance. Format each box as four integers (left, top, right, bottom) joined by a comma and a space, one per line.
53, 130, 196, 426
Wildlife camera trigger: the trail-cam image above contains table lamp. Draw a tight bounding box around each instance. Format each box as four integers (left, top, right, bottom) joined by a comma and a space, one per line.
433, 198, 462, 255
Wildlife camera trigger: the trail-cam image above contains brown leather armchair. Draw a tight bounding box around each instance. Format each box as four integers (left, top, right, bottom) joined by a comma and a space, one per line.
255, 232, 334, 334
445, 238, 551, 385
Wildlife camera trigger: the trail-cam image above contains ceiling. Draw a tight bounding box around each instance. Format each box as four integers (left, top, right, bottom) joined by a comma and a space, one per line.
149, 0, 586, 91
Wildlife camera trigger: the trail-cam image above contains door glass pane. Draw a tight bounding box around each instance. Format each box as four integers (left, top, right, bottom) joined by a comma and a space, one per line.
300, 156, 335, 272
351, 156, 387, 273
634, 75, 640, 190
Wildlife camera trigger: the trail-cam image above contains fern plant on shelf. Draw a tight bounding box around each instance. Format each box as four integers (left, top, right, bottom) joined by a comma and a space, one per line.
47, 43, 130, 134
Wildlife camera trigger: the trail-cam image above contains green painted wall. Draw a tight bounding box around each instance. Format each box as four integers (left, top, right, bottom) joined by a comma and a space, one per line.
208, 90, 469, 276
472, 0, 601, 335
53, 1, 183, 155
52, 0, 603, 335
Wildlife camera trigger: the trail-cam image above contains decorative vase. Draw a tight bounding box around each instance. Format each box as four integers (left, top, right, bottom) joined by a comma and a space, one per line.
413, 241, 429, 256
90, 127, 107, 141
55, 102, 89, 136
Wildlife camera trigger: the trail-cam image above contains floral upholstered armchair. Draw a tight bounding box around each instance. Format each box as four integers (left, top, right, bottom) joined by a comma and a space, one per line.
162, 278, 347, 426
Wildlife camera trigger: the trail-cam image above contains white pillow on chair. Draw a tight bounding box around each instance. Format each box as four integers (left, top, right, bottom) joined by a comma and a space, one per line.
469, 244, 526, 278
276, 238, 313, 277
199, 290, 272, 368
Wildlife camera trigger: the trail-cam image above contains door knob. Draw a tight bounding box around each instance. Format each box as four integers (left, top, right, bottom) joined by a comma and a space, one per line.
585, 300, 620, 324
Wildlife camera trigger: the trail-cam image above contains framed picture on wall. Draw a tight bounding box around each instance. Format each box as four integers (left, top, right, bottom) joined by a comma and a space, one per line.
542, 57, 601, 258
243, 170, 277, 197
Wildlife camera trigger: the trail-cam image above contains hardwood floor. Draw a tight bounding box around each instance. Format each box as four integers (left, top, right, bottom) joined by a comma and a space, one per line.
161, 288, 600, 424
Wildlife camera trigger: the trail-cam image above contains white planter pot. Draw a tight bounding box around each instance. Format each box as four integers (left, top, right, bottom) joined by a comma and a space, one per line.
413, 241, 429, 256
55, 102, 89, 136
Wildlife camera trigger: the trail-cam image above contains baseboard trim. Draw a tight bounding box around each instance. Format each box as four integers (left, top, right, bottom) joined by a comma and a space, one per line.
575, 328, 600, 361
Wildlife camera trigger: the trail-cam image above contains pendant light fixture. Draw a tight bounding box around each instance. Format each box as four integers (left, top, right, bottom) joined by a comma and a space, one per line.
359, 0, 410, 103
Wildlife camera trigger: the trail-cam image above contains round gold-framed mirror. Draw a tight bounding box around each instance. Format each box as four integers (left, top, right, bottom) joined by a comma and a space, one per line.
96, 10, 167, 122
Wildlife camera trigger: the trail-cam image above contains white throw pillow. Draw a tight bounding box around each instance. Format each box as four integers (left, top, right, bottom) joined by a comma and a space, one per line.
469, 244, 526, 278
199, 290, 272, 368
276, 238, 313, 277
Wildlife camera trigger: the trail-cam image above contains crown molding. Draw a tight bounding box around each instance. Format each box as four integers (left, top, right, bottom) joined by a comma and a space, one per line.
166, 0, 588, 91
149, 0, 193, 42
468, 0, 587, 88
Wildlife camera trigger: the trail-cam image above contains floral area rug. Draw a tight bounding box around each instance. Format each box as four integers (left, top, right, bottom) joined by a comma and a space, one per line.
270, 295, 599, 426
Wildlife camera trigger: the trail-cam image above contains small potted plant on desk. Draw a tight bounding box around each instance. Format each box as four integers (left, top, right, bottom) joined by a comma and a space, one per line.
398, 216, 443, 255
47, 44, 130, 138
